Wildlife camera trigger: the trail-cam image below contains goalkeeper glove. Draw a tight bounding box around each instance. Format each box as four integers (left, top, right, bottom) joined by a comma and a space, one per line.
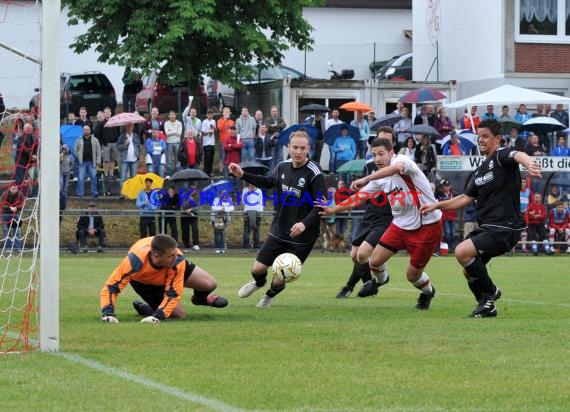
140, 316, 160, 324
101, 314, 119, 323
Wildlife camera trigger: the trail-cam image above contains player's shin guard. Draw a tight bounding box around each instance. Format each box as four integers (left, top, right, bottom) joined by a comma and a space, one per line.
253, 271, 268, 287
463, 257, 496, 298
266, 282, 286, 298
370, 263, 388, 285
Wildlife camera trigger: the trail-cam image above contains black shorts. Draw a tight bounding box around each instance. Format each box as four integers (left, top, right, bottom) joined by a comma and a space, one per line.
130, 260, 195, 309
351, 224, 390, 247
256, 235, 315, 267
527, 224, 547, 242
466, 225, 522, 264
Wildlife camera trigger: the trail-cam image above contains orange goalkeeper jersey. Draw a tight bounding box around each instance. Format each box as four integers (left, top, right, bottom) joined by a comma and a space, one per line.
100, 237, 185, 320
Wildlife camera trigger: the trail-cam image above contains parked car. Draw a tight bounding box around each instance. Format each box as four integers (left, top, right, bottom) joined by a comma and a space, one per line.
135, 70, 208, 114
30, 72, 117, 118
377, 53, 413, 81
207, 64, 309, 111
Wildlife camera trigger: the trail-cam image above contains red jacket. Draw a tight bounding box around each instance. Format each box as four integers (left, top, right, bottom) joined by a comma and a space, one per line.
525, 202, 547, 225
436, 189, 458, 221
223, 134, 243, 165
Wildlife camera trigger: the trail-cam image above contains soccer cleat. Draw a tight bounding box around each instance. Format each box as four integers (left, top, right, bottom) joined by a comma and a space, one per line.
132, 300, 154, 316
336, 286, 353, 298
470, 294, 498, 318
357, 275, 390, 298
256, 295, 274, 308
471, 304, 497, 318
493, 287, 502, 301
192, 245, 200, 251
415, 287, 436, 310
191, 294, 228, 308
238, 280, 261, 298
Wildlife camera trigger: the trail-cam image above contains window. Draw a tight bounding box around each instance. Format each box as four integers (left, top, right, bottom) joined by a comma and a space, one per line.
516, 0, 570, 42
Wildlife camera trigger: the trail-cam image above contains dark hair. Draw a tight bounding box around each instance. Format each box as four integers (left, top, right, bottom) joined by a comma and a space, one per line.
151, 234, 178, 255
404, 136, 416, 147
478, 119, 502, 137
370, 137, 393, 151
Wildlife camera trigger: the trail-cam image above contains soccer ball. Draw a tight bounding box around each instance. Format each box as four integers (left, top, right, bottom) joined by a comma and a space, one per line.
272, 253, 302, 283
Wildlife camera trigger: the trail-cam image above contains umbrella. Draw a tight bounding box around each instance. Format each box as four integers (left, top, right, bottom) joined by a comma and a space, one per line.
438, 134, 477, 155
521, 117, 565, 134
323, 123, 360, 146
105, 112, 146, 128
340, 101, 374, 113
278, 124, 319, 146
405, 124, 440, 138
202, 179, 236, 195
299, 104, 330, 113
499, 118, 522, 135
336, 159, 367, 174
240, 160, 270, 175
170, 168, 210, 181
60, 125, 83, 156
399, 87, 447, 103
120, 173, 164, 200
371, 113, 403, 131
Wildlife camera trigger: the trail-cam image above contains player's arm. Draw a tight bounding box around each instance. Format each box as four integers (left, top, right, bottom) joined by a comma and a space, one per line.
420, 194, 474, 215
350, 162, 404, 191
100, 255, 137, 321
300, 173, 328, 229
513, 151, 541, 177
228, 163, 276, 189
152, 260, 185, 321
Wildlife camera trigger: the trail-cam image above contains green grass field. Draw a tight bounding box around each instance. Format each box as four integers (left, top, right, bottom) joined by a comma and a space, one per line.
2, 254, 570, 411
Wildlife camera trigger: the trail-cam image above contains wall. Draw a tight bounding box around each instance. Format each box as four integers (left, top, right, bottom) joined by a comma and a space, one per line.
412, 0, 504, 83
0, 2, 123, 110
281, 7, 412, 80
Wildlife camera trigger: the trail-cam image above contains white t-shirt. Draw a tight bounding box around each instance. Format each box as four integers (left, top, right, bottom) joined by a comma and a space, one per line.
242, 188, 264, 212
201, 119, 216, 146
362, 155, 441, 230
325, 118, 343, 131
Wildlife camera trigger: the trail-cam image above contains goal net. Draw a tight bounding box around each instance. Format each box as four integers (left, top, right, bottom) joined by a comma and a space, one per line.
0, 0, 42, 354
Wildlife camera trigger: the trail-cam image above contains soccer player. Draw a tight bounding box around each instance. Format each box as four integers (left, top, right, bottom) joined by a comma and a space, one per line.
327, 131, 394, 299
100, 235, 228, 323
420, 120, 541, 318
228, 131, 327, 308
335, 137, 442, 310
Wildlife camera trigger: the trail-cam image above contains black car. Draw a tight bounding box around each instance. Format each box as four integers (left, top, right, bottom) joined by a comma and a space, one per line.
377, 53, 413, 81
30, 72, 117, 118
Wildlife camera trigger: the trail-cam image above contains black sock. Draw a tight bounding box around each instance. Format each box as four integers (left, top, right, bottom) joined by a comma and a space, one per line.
253, 271, 268, 288
360, 263, 372, 283
466, 277, 483, 302
464, 257, 496, 299
192, 289, 212, 304
346, 262, 363, 289
266, 282, 286, 298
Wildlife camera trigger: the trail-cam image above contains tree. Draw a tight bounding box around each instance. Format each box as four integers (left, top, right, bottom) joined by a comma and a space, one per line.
63, 0, 323, 110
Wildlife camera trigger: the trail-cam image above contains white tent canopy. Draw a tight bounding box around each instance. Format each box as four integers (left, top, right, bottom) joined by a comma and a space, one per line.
444, 84, 570, 109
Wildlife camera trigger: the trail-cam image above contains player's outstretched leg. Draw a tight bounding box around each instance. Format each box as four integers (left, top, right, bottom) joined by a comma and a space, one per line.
184, 264, 228, 308
256, 281, 286, 308
409, 269, 436, 310
239, 261, 269, 298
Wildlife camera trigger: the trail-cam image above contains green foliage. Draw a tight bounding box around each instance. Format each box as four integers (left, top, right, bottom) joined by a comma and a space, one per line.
63, 0, 324, 89
2, 255, 570, 410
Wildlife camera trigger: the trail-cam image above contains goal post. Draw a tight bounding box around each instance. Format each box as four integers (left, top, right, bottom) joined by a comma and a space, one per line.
39, 0, 61, 352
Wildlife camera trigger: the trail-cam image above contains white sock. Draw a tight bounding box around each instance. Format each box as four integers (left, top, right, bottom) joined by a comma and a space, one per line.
370, 264, 388, 284
413, 272, 433, 294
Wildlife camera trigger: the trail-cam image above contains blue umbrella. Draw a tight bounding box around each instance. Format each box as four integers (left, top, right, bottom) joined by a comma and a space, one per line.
202, 179, 236, 194
323, 123, 360, 146
278, 124, 319, 147
60, 125, 83, 156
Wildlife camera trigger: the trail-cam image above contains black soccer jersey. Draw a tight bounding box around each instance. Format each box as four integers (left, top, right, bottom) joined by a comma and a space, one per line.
242, 159, 327, 244
464, 147, 524, 229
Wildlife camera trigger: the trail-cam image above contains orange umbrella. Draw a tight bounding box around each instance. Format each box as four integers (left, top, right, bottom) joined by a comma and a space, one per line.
340, 101, 374, 113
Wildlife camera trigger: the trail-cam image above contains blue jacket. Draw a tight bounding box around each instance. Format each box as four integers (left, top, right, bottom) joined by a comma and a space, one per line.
333, 136, 356, 161
136, 189, 160, 215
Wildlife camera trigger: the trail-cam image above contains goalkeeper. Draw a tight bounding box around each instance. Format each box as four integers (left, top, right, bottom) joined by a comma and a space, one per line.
100, 234, 228, 323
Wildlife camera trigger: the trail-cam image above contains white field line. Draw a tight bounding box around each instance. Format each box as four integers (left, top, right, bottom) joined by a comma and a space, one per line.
384, 287, 570, 308
55, 352, 245, 412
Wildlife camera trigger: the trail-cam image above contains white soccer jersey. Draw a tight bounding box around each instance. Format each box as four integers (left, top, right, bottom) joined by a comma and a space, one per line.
362, 155, 441, 230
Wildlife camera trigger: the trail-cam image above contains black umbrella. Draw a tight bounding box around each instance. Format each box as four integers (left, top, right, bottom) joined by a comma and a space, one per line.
371, 113, 403, 131
170, 168, 210, 181
405, 124, 440, 138
299, 104, 331, 113
240, 160, 270, 176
